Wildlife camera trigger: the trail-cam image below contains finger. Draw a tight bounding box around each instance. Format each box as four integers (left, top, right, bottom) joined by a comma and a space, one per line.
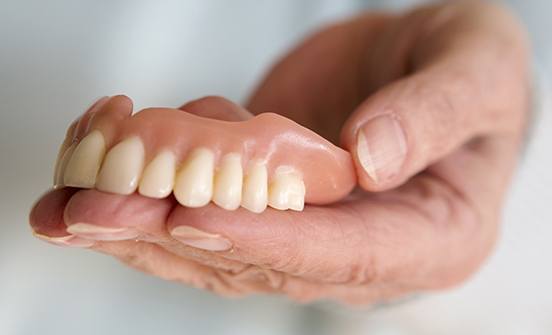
178, 95, 253, 121
340, 2, 529, 191
63, 189, 174, 241
31, 189, 262, 296
245, 14, 392, 144
62, 189, 259, 274
167, 137, 520, 293
91, 240, 250, 297
29, 188, 94, 247
166, 193, 459, 287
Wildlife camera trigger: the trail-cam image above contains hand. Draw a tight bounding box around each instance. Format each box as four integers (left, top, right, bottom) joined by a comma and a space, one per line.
30, 1, 530, 304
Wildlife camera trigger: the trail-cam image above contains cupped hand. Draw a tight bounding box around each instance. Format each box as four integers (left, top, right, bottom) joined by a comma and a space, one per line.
30, 1, 530, 304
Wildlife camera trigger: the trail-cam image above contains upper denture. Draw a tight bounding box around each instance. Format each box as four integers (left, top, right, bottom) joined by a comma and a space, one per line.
54, 98, 356, 212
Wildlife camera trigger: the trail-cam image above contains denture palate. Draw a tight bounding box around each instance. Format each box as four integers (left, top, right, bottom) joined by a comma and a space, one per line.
53, 106, 356, 213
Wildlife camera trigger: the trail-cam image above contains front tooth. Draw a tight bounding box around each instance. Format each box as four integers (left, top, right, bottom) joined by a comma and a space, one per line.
241, 160, 268, 213
53, 121, 78, 186
212, 153, 243, 210
63, 130, 106, 188
174, 148, 214, 207
54, 142, 77, 188
138, 150, 176, 198
53, 141, 70, 186
268, 167, 305, 211
96, 136, 145, 195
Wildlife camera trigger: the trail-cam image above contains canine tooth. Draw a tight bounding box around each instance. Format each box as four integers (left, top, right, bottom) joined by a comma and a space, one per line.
268, 167, 305, 211
174, 148, 214, 207
138, 150, 176, 198
96, 136, 145, 195
63, 130, 106, 188
54, 142, 77, 188
213, 153, 243, 210
241, 160, 268, 213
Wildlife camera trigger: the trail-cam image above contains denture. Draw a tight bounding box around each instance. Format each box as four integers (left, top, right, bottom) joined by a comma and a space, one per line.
53, 96, 356, 212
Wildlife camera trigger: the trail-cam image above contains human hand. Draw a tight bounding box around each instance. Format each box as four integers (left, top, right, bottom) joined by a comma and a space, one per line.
30, 1, 530, 304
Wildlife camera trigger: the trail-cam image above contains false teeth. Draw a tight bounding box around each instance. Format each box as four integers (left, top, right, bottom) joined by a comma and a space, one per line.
268, 167, 305, 211
63, 130, 106, 188
174, 148, 215, 207
53, 133, 307, 211
139, 150, 176, 198
241, 160, 268, 213
96, 136, 145, 195
54, 142, 77, 188
213, 153, 243, 210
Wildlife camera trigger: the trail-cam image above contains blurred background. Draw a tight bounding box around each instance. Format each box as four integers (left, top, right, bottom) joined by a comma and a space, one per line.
0, 0, 550, 334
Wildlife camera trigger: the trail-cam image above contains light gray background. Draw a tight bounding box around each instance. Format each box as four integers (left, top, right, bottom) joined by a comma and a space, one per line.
1, 1, 550, 334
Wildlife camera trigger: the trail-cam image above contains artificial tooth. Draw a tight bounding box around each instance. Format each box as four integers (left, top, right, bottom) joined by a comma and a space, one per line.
138, 150, 176, 199
241, 160, 268, 213
63, 130, 106, 188
268, 167, 305, 211
53, 121, 78, 186
53, 141, 70, 186
53, 142, 77, 188
213, 153, 243, 210
174, 148, 214, 207
96, 136, 145, 195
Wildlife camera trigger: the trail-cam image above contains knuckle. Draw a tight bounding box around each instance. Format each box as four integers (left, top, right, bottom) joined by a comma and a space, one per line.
341, 256, 381, 286
267, 248, 304, 273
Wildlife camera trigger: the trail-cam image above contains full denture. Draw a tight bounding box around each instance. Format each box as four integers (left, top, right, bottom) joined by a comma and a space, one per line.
53, 96, 356, 212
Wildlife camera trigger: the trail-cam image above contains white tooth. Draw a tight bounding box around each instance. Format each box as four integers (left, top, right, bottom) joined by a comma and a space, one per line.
54, 142, 77, 188
96, 136, 145, 195
63, 130, 106, 188
53, 141, 70, 186
138, 150, 176, 198
213, 153, 243, 210
174, 148, 214, 207
241, 160, 268, 213
54, 122, 78, 186
268, 167, 305, 211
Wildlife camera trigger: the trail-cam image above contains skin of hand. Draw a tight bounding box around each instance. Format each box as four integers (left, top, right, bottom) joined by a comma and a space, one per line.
30, 1, 530, 304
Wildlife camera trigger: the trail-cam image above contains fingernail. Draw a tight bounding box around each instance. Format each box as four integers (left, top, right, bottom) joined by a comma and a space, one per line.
356, 115, 407, 184
170, 226, 232, 251
66, 223, 139, 241
32, 231, 95, 248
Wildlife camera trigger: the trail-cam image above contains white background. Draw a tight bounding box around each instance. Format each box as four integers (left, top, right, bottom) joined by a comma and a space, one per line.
0, 1, 550, 334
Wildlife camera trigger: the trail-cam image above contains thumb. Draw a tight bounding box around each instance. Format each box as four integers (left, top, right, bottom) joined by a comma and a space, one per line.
339, 2, 527, 192
340, 70, 517, 191
340, 61, 524, 192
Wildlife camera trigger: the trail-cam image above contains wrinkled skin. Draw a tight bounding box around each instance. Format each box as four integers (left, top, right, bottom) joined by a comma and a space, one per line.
30, 1, 530, 304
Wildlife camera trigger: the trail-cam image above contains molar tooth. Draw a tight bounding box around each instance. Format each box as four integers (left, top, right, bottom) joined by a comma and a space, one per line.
241, 160, 268, 213
138, 150, 176, 199
54, 142, 77, 188
213, 153, 243, 210
174, 148, 214, 207
96, 136, 145, 195
268, 167, 305, 211
63, 130, 106, 188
